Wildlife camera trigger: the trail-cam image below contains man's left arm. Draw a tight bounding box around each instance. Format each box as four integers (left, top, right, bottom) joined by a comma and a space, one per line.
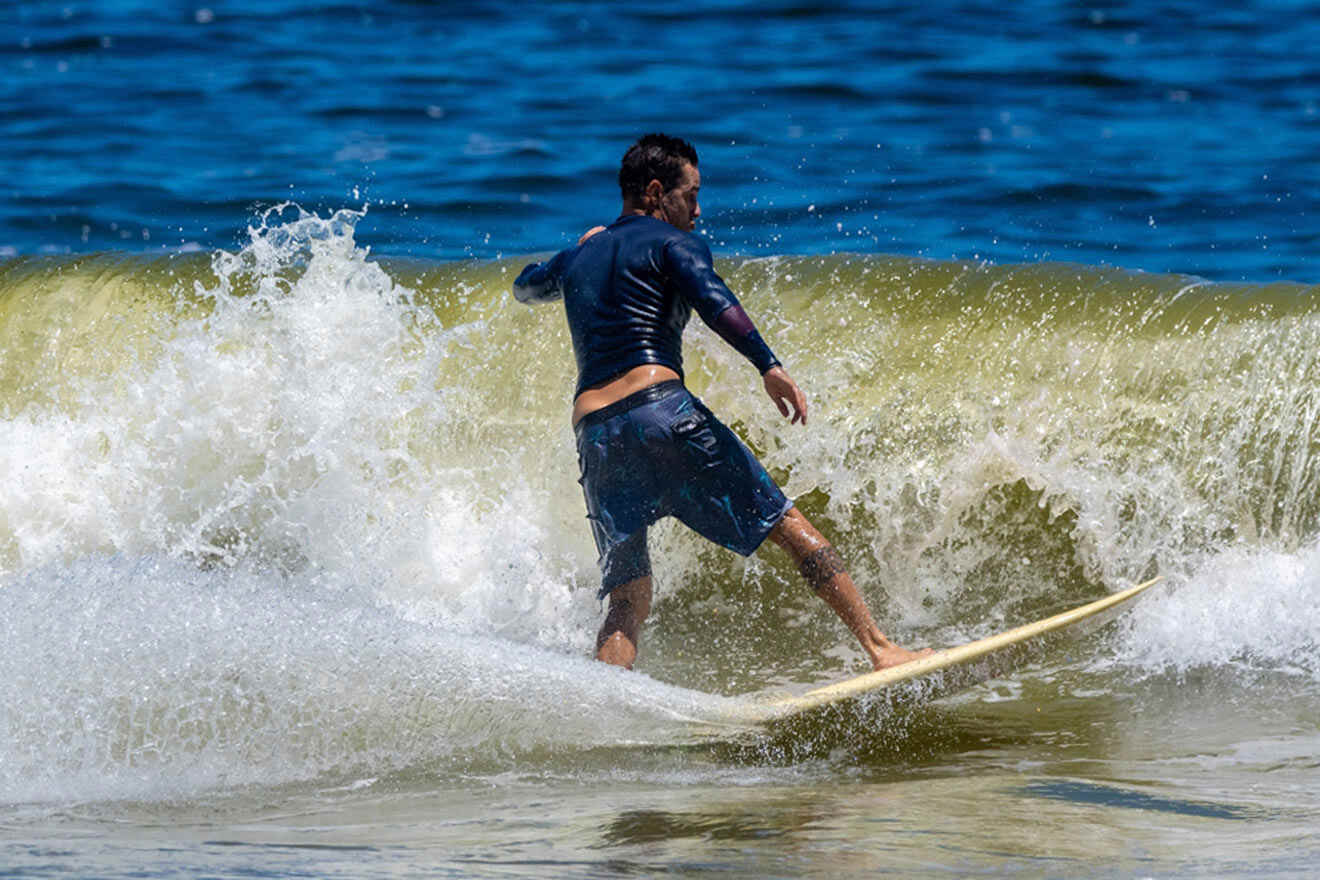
666, 236, 807, 424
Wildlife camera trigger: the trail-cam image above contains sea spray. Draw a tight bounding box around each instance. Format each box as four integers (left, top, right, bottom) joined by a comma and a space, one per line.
0, 553, 731, 804
1114, 543, 1320, 678
5, 208, 1320, 804
0, 209, 760, 803
0, 208, 592, 648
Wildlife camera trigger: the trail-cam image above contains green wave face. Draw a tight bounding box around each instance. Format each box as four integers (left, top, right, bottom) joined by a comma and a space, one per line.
3, 212, 1319, 686
5, 210, 1320, 803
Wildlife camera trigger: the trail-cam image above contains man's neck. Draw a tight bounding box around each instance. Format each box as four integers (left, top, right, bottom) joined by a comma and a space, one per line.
621, 202, 659, 220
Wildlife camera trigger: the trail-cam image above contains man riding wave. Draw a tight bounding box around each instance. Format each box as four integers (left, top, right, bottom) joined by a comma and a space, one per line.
514, 133, 925, 671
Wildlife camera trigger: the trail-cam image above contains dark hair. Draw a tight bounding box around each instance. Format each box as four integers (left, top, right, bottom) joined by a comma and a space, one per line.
618, 133, 698, 200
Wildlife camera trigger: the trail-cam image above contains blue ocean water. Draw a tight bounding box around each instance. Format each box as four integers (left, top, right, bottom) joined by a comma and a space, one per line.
4, 0, 1318, 281
8, 5, 1320, 877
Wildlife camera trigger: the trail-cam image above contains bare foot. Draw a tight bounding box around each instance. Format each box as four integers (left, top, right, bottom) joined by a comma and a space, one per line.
869, 642, 933, 670
861, 629, 934, 670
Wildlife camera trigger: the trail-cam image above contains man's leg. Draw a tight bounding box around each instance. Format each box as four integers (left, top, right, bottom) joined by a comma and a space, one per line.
595, 574, 653, 669
768, 507, 928, 670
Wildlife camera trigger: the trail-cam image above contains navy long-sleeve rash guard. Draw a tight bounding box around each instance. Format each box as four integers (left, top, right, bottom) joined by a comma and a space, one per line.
513, 214, 780, 396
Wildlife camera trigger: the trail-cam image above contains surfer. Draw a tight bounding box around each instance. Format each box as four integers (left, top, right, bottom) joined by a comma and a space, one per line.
513, 133, 926, 672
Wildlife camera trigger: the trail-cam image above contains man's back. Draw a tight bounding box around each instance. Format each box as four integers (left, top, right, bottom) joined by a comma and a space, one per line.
515, 214, 749, 395
509, 213, 770, 395
560, 214, 690, 394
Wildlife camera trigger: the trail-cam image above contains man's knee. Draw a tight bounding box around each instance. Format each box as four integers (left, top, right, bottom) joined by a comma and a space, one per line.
600, 529, 651, 598
769, 507, 827, 558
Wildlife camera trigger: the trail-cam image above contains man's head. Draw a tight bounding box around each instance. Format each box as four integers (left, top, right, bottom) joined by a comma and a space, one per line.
619, 133, 701, 231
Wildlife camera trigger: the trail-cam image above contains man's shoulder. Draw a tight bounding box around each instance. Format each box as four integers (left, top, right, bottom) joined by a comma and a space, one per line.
611, 215, 708, 258
610, 214, 685, 241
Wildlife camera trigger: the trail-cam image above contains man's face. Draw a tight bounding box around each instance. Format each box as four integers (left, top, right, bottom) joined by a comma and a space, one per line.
657, 162, 701, 231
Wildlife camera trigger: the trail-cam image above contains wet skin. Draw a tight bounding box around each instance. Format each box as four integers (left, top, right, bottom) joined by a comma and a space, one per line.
583, 161, 928, 672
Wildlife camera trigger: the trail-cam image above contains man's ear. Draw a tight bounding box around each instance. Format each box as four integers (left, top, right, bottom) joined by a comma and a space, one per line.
644, 178, 664, 208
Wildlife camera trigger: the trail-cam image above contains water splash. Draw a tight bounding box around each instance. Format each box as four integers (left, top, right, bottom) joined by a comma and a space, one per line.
5, 214, 1320, 802
0, 554, 727, 804
1113, 544, 1320, 680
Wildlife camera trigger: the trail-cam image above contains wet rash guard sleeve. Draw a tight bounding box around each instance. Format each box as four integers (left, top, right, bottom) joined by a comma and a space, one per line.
664, 235, 781, 374
513, 250, 569, 304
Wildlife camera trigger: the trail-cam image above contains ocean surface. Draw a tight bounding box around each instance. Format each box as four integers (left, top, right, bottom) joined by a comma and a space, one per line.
3, 2, 1320, 878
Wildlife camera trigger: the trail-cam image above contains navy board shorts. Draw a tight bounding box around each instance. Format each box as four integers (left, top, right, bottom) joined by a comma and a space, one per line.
573, 379, 794, 597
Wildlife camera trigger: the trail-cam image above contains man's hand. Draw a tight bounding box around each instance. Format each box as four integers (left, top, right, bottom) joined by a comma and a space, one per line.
578, 225, 606, 245
763, 365, 807, 425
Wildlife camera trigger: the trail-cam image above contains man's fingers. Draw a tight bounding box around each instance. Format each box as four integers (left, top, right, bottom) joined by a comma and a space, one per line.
786, 388, 806, 424
764, 367, 808, 425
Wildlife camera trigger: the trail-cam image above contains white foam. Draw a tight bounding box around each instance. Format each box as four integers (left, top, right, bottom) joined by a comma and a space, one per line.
0, 554, 728, 804
0, 207, 596, 642
0, 208, 743, 803
1112, 543, 1320, 679
6, 209, 1320, 803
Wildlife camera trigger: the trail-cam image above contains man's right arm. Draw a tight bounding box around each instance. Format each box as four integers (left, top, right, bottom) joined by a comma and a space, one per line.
512, 250, 569, 304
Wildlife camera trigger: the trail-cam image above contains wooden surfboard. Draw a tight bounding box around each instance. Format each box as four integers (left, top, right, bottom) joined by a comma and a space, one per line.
716, 576, 1161, 730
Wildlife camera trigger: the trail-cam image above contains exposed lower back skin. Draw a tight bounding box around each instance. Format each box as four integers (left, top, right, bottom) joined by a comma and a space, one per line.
572, 364, 682, 426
